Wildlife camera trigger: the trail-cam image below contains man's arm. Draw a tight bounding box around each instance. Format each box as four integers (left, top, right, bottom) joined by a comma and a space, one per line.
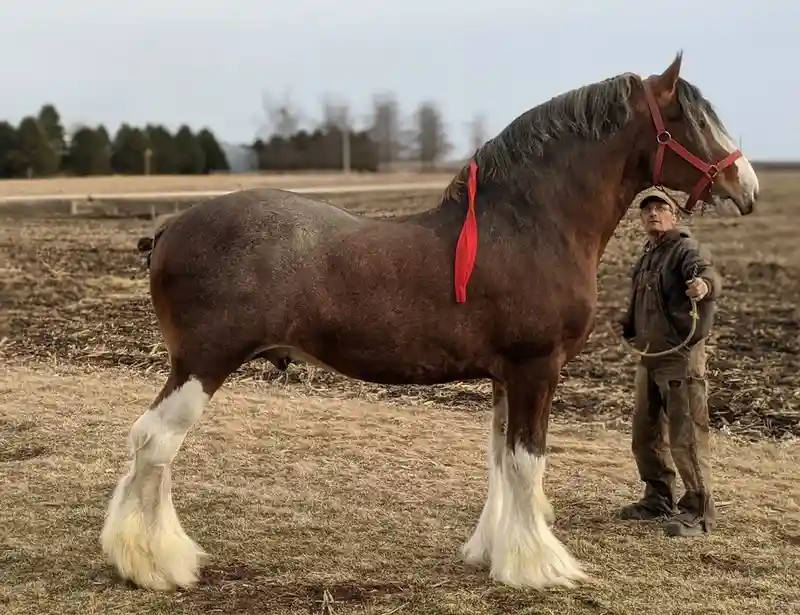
678, 238, 721, 300
618, 257, 643, 338
619, 292, 636, 339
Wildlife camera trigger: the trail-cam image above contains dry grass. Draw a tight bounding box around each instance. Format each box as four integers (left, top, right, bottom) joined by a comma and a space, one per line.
1, 360, 798, 615
0, 171, 453, 198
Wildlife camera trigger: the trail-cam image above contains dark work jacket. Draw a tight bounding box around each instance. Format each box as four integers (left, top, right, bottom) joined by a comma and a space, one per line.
620, 227, 721, 356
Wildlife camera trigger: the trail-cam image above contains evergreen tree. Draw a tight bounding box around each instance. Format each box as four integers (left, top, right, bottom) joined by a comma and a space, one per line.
175, 125, 205, 174
68, 125, 112, 176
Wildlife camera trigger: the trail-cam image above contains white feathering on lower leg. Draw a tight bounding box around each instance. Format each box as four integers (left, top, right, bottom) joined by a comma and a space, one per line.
101, 378, 209, 590
490, 447, 587, 588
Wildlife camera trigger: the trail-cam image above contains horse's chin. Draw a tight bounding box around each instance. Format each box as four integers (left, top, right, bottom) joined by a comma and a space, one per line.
707, 195, 743, 217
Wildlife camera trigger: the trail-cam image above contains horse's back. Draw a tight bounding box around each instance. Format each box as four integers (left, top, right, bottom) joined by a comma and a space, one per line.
151, 187, 363, 264
196, 186, 359, 228
147, 187, 367, 315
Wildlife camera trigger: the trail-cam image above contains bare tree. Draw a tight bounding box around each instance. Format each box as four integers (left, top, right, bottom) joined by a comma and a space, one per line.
413, 101, 451, 171
468, 112, 488, 154
368, 92, 402, 169
258, 89, 304, 140
321, 94, 351, 130
321, 94, 352, 173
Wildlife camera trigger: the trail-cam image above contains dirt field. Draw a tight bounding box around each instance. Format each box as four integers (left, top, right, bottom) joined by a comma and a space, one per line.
0, 171, 453, 199
1, 173, 799, 614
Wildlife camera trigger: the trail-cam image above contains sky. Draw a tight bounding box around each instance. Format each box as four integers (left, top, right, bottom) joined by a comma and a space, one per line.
1, 1, 797, 161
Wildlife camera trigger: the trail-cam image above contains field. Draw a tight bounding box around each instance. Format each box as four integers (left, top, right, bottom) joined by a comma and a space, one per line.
1, 171, 799, 614
0, 171, 454, 199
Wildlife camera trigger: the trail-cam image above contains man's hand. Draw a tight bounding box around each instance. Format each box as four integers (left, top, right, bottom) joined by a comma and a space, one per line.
686, 277, 709, 300
611, 320, 625, 338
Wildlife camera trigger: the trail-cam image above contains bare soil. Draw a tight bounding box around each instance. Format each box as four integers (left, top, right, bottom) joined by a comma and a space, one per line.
1, 172, 799, 614
2, 175, 799, 440
0, 171, 452, 199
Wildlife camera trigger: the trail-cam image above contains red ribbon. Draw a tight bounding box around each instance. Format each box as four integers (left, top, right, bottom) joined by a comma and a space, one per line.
454, 159, 478, 303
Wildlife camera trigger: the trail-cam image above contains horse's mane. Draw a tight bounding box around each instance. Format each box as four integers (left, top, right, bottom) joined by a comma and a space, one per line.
442, 66, 729, 202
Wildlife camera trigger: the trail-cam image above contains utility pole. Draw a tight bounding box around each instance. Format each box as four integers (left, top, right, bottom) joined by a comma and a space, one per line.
342, 125, 351, 174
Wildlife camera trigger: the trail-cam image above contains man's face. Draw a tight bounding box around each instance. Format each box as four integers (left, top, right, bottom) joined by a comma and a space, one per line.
640, 198, 677, 237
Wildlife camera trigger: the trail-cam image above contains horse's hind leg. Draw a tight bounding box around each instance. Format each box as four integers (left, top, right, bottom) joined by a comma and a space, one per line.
461, 381, 508, 566
489, 360, 587, 588
100, 358, 223, 590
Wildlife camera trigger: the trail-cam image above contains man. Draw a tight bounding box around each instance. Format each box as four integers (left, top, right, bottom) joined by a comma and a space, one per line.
613, 186, 722, 537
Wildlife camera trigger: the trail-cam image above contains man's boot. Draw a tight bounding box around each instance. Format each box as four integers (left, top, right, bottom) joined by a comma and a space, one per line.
619, 482, 676, 521
664, 491, 716, 537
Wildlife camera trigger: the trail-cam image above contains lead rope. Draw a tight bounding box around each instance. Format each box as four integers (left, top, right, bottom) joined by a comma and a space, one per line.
611, 297, 699, 358
612, 263, 702, 358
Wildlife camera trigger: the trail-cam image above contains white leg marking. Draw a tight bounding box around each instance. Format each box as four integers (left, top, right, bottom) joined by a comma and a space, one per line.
708, 118, 759, 200
461, 392, 507, 566
101, 378, 209, 590
490, 447, 587, 588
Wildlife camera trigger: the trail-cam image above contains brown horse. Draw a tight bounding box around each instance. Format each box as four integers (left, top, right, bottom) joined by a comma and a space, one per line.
101, 52, 759, 592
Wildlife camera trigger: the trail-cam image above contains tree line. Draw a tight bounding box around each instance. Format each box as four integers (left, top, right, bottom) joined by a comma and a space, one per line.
0, 104, 230, 179
0, 94, 491, 178
253, 91, 488, 173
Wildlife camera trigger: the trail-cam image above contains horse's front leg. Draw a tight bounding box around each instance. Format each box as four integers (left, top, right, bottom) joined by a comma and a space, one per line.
461, 380, 508, 566
489, 358, 588, 589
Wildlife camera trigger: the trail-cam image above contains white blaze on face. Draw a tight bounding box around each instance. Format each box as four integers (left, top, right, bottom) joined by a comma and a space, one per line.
705, 111, 759, 201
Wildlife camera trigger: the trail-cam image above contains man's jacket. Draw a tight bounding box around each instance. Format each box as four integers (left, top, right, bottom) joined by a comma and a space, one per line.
620, 227, 721, 354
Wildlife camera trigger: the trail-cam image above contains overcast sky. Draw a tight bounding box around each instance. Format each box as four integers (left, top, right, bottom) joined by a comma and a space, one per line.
1, 1, 796, 160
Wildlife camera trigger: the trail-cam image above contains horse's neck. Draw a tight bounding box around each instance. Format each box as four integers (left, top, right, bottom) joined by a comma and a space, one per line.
507, 137, 644, 264
410, 134, 646, 264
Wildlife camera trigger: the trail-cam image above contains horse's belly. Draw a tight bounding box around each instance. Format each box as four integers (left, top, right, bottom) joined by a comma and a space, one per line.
262, 340, 489, 386
259, 345, 345, 375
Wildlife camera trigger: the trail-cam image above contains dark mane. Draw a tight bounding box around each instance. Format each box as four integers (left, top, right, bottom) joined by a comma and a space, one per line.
443, 72, 638, 201
442, 69, 726, 202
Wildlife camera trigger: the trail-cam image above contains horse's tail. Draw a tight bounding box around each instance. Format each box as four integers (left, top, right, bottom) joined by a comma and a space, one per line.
136, 213, 176, 269
137, 236, 154, 253
137, 231, 160, 269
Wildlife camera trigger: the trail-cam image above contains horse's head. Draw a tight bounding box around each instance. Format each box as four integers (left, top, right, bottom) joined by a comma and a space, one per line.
633, 52, 759, 216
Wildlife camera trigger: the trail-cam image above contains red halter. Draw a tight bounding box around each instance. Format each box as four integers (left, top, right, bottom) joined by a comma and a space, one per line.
641, 80, 743, 212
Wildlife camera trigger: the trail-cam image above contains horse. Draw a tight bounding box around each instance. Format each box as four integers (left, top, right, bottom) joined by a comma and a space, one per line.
100, 52, 759, 592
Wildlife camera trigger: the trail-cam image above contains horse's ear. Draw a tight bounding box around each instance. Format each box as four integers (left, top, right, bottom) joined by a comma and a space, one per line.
652, 51, 683, 103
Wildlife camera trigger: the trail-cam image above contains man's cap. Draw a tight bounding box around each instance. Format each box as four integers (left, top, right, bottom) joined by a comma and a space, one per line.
632, 186, 681, 210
